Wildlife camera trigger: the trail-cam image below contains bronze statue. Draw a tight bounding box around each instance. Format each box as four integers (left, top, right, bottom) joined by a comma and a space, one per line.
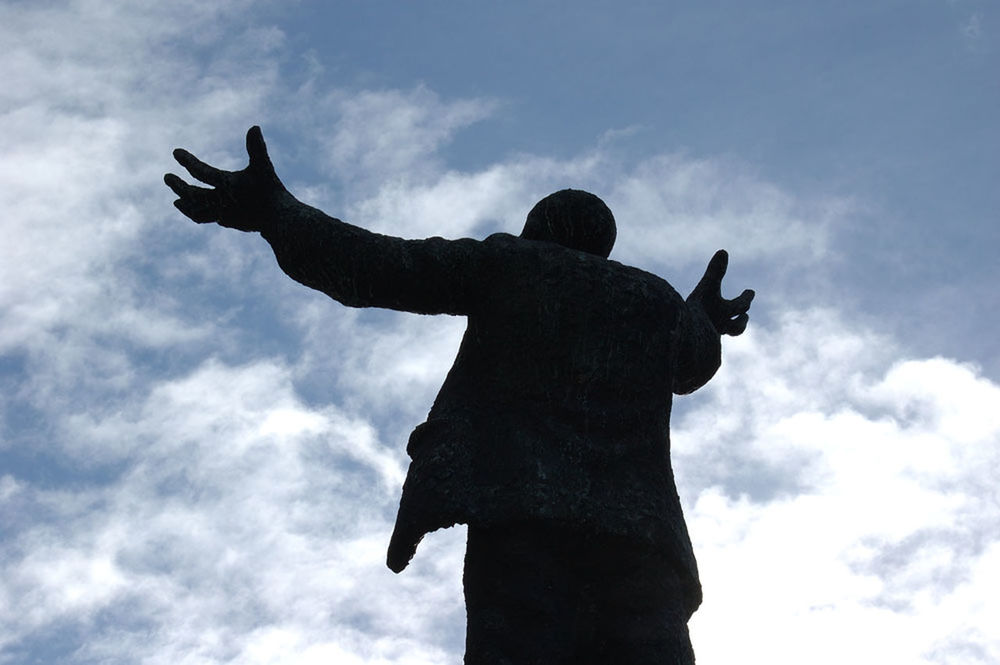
166, 127, 754, 664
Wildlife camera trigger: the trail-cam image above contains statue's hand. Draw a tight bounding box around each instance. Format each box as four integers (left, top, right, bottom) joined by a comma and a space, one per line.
164, 126, 287, 232
690, 249, 755, 336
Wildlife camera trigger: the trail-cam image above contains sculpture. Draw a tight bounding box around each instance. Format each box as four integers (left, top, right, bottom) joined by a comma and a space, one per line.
166, 127, 754, 664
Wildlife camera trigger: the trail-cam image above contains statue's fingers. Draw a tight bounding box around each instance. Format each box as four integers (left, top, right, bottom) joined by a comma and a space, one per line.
164, 172, 191, 197
164, 173, 214, 199
727, 288, 755, 315
724, 312, 749, 336
164, 173, 219, 223
172, 149, 227, 186
173, 198, 218, 224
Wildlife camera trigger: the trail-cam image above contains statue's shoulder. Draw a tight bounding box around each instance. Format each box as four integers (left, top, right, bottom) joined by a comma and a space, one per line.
605, 256, 679, 291
481, 233, 680, 295
482, 231, 521, 246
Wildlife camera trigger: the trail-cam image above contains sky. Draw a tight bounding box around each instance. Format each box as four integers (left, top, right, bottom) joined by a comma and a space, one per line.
1, 0, 998, 663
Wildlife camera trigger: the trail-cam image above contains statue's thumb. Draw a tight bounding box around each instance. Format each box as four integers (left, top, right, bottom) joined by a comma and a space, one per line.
706, 249, 728, 281
246, 125, 270, 168
386, 525, 421, 573
692, 249, 728, 298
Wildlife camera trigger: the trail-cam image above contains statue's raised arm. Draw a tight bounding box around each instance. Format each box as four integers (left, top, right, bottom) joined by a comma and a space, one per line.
165, 126, 484, 315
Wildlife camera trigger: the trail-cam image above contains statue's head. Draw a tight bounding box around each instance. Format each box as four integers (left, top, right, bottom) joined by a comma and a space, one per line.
520, 189, 616, 258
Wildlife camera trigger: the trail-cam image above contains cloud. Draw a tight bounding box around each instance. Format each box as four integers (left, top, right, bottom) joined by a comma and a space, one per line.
6, 308, 995, 664
961, 12, 984, 44
674, 309, 1000, 664
321, 86, 497, 187
1, 1, 994, 663
609, 155, 845, 271
330, 142, 842, 276
0, 0, 289, 420
1, 358, 465, 663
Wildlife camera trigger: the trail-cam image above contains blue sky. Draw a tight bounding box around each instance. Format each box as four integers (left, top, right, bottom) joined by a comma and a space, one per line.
1, 1, 997, 663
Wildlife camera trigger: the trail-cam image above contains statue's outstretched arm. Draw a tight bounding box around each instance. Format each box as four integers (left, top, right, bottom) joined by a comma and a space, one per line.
673, 250, 754, 395
165, 127, 483, 315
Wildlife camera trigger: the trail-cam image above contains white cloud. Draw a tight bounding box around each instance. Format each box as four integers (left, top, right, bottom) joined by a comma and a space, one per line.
609, 154, 844, 271
319, 86, 497, 187
1, 1, 994, 663
329, 141, 843, 282
1, 358, 465, 663
676, 310, 1000, 664
7, 307, 995, 664
0, 3, 467, 660
0, 0, 288, 418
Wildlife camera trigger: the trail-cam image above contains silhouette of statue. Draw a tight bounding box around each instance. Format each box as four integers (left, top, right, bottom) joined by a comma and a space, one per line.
166, 127, 754, 664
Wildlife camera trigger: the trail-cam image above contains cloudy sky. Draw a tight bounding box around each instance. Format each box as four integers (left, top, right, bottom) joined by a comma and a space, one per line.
1, 1, 998, 663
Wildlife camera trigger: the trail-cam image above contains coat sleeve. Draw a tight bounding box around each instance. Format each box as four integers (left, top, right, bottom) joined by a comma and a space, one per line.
672, 300, 722, 395
260, 197, 486, 315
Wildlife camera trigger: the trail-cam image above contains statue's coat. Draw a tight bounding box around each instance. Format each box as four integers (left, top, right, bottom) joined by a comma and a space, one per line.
263, 216, 721, 616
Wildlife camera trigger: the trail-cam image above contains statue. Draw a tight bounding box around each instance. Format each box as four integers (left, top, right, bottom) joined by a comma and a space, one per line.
165, 127, 754, 664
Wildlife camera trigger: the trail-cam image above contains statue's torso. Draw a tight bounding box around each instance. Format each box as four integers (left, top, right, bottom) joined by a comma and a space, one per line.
395, 234, 699, 595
